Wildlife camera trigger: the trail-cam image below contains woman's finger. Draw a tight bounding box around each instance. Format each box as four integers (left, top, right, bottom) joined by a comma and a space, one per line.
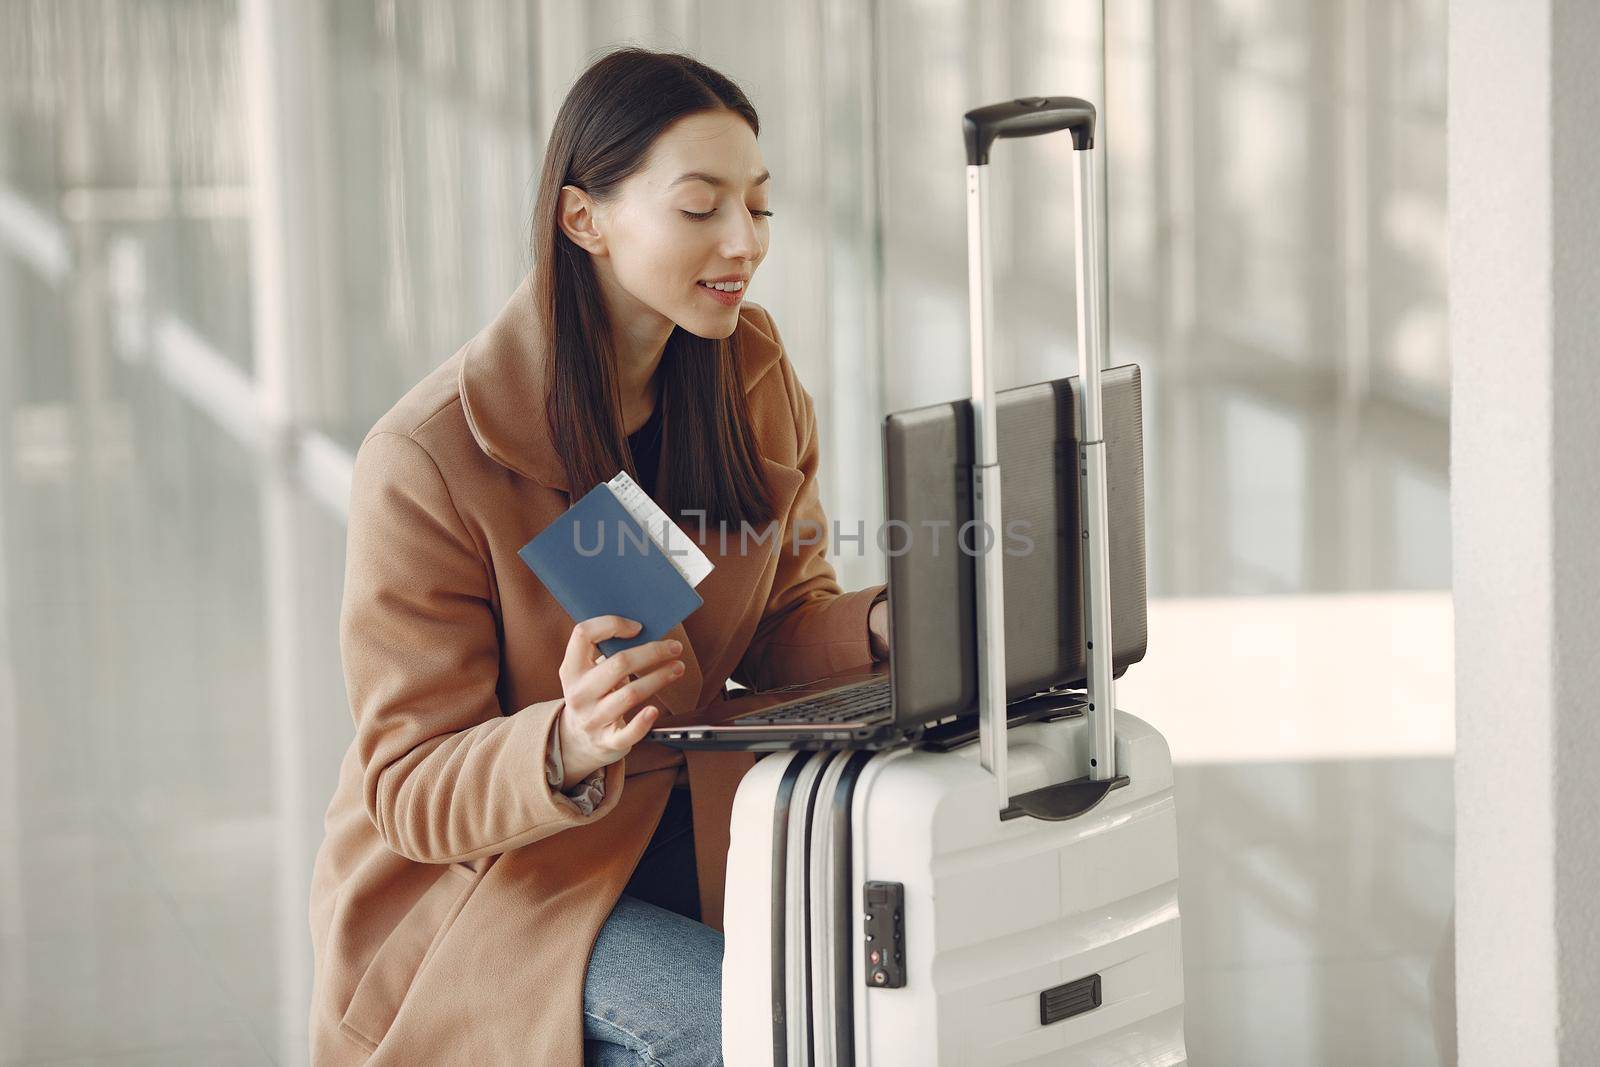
560, 616, 638, 690
609, 705, 660, 750
594, 659, 683, 724
573, 639, 680, 708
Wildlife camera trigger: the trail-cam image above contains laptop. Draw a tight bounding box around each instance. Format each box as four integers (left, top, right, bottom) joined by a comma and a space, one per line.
649, 364, 1148, 753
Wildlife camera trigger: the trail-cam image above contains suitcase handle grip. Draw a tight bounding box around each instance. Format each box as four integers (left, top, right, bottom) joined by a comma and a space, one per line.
963, 96, 1095, 166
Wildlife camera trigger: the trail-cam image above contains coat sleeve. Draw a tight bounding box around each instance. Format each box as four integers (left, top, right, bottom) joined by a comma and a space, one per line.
544, 727, 607, 816
340, 430, 625, 864
731, 317, 888, 692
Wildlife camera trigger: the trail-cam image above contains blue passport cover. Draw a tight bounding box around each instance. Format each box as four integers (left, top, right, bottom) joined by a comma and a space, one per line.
517, 482, 703, 658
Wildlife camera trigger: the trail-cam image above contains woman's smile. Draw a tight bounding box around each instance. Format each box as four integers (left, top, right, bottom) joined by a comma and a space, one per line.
696, 277, 748, 306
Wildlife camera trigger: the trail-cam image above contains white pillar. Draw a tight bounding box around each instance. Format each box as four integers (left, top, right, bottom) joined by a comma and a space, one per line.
239, 0, 329, 1056
240, 0, 334, 434
1450, 0, 1600, 1061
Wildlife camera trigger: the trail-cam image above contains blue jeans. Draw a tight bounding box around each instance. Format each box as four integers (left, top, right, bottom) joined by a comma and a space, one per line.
583, 788, 723, 1066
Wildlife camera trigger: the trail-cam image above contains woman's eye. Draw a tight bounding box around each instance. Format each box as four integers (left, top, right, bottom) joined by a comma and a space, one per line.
679, 208, 776, 220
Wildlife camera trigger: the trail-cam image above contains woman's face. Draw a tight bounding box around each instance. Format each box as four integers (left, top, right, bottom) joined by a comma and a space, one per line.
563, 109, 771, 343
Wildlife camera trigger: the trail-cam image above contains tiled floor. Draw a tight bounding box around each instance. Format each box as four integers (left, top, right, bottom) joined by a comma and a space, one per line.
1176, 759, 1452, 1065
0, 370, 1457, 1065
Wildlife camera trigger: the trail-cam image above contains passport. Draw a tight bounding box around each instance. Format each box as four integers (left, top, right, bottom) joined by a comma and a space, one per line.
518, 479, 706, 658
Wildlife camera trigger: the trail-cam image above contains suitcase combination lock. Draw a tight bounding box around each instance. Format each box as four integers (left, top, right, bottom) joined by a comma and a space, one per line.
863, 881, 906, 989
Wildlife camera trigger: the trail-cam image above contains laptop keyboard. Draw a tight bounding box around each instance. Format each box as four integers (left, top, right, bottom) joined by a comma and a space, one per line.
734, 676, 893, 726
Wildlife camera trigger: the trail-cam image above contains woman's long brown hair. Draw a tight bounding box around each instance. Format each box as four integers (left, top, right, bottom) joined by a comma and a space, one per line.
529, 47, 776, 532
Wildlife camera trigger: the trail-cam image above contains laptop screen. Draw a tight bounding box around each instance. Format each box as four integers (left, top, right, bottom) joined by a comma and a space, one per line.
880, 363, 1148, 728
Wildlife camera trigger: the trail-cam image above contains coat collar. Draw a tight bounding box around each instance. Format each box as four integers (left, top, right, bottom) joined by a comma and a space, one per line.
459, 274, 784, 493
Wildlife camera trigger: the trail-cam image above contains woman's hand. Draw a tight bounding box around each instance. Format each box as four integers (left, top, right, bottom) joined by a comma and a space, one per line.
555, 616, 685, 788
868, 598, 889, 661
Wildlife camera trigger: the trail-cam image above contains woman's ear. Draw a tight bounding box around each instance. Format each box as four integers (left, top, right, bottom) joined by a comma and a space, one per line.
558, 185, 607, 255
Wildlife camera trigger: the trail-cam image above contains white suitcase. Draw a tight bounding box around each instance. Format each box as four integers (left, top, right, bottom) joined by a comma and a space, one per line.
721, 97, 1186, 1065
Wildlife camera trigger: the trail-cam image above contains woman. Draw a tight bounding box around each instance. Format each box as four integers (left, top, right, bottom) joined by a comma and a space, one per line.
308, 47, 890, 1066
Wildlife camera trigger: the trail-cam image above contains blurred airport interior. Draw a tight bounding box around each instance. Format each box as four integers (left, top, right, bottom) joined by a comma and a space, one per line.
0, 1, 1459, 1064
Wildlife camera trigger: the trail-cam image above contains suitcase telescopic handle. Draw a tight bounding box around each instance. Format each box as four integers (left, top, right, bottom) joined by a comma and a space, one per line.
964, 96, 1124, 820
963, 96, 1096, 165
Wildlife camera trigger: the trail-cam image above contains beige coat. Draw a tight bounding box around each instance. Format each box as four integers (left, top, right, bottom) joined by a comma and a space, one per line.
308, 278, 886, 1065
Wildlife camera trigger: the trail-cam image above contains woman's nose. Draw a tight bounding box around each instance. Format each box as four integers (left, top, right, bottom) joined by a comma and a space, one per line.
719, 211, 762, 260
